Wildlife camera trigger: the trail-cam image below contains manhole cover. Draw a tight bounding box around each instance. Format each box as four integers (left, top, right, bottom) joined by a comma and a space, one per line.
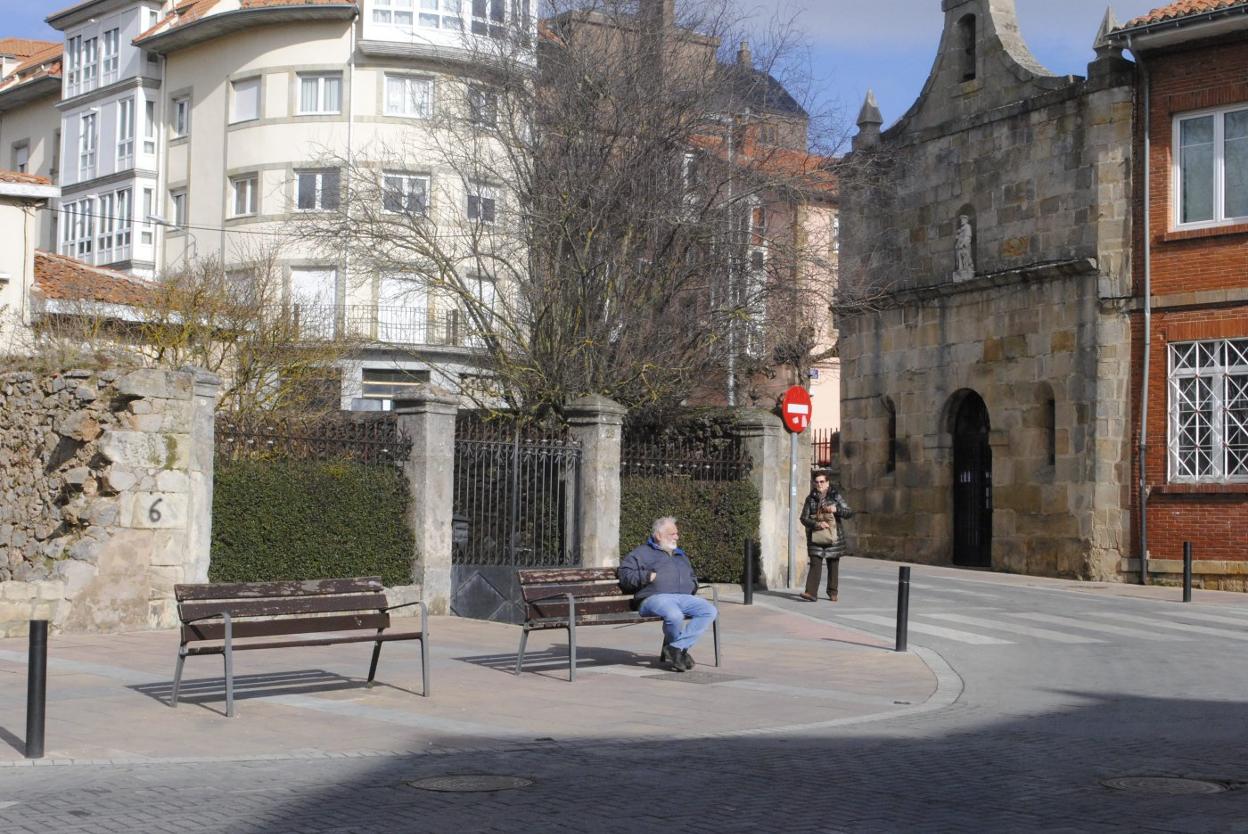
408, 775, 533, 793
1102, 776, 1228, 795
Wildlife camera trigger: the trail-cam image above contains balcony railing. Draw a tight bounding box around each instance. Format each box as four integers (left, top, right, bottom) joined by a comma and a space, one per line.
281, 304, 482, 347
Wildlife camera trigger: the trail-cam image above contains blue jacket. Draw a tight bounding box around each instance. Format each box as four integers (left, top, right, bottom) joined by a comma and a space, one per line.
619, 538, 698, 604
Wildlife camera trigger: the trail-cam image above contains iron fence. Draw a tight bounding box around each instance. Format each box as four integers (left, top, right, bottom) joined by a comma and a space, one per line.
274, 304, 480, 348
215, 412, 412, 465
811, 427, 839, 470
452, 417, 582, 569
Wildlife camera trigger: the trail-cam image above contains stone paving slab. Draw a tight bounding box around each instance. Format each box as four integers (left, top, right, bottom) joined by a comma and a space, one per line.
0, 598, 941, 764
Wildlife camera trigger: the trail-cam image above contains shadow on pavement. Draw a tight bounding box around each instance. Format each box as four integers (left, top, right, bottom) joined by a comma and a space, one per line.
132, 669, 366, 714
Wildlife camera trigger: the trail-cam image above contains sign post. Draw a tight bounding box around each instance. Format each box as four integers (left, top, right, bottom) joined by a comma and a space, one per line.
780, 386, 812, 589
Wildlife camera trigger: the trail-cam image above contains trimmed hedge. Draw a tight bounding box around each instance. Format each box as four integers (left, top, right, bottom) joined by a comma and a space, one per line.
619, 476, 759, 583
211, 459, 415, 586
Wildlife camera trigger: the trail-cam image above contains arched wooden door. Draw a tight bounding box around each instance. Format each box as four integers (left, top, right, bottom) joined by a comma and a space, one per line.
952, 392, 992, 568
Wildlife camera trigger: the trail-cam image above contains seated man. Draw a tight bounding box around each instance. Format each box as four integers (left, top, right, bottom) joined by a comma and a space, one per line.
619, 516, 717, 672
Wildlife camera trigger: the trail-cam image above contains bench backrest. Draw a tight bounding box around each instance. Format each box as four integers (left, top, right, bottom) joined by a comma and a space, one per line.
517, 568, 635, 621
173, 577, 389, 643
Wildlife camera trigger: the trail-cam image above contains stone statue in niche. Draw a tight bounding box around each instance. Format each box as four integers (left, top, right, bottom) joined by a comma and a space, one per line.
953, 214, 974, 282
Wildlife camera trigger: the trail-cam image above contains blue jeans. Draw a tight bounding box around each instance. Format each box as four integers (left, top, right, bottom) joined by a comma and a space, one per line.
638, 594, 717, 652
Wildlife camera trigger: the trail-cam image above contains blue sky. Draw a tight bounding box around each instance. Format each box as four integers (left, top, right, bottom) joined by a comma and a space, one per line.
4, 0, 1164, 139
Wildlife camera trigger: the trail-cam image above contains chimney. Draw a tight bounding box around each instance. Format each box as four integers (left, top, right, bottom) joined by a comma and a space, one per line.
737, 40, 752, 67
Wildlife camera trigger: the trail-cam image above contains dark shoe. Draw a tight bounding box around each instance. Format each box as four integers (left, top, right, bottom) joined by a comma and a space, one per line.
661, 644, 686, 672
828, 592, 838, 602
679, 649, 695, 671
799, 593, 816, 602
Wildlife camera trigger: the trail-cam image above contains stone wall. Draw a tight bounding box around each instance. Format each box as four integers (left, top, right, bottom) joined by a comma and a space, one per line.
0, 367, 218, 636
837, 0, 1134, 581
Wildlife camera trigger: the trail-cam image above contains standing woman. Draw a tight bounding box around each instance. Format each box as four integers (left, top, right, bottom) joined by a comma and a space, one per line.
799, 469, 853, 602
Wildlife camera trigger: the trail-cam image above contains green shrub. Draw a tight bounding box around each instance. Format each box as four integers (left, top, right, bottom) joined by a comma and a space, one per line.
210, 459, 415, 586
619, 476, 759, 583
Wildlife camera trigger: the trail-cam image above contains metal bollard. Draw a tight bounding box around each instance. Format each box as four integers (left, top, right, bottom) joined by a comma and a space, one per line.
1183, 542, 1193, 604
743, 539, 754, 606
895, 566, 911, 652
26, 620, 47, 760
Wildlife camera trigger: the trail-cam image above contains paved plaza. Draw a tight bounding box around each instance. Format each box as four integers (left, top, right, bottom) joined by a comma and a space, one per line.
1, 558, 1247, 832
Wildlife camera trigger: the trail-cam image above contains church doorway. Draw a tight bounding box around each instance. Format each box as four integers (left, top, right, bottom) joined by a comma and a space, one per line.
952, 391, 992, 568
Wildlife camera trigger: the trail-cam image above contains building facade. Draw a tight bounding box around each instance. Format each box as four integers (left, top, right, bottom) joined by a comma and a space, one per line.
838, 0, 1134, 579
1111, 1, 1248, 590
0, 39, 63, 250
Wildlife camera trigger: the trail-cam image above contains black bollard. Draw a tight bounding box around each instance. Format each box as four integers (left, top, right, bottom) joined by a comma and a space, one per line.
895, 566, 911, 652
743, 539, 754, 606
1183, 542, 1193, 604
26, 620, 47, 759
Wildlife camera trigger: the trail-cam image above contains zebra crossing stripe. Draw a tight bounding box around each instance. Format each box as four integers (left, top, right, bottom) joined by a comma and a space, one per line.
838, 614, 1013, 645
850, 576, 1001, 599
926, 613, 1105, 644
1089, 611, 1248, 641
1013, 612, 1190, 641
1158, 608, 1248, 627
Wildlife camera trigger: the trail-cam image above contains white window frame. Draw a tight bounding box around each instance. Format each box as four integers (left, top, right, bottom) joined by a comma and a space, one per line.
172, 96, 190, 137
80, 36, 98, 91
467, 85, 496, 126
62, 197, 95, 258
466, 183, 496, 224
470, 0, 507, 37
1174, 105, 1248, 230
79, 112, 97, 178
12, 143, 29, 174
295, 168, 340, 212
231, 77, 261, 124
382, 172, 429, 215
289, 266, 339, 340
169, 188, 187, 227
417, 0, 463, 30
66, 35, 81, 96
384, 74, 433, 118
373, 0, 415, 28
1169, 339, 1248, 484
101, 28, 119, 84
117, 97, 135, 167
298, 73, 342, 115
143, 99, 157, 154
230, 174, 258, 217
141, 187, 155, 244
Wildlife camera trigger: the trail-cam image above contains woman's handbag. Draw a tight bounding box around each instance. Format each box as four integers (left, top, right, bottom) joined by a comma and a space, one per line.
810, 506, 839, 547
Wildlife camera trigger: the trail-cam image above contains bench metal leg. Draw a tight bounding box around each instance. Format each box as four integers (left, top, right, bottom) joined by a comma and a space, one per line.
367, 628, 384, 683
515, 628, 530, 675
170, 647, 187, 708
222, 613, 235, 718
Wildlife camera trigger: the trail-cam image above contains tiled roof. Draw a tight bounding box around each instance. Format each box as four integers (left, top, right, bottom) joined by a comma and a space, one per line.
137, 0, 222, 41
137, 0, 356, 41
0, 38, 56, 58
34, 251, 154, 307
0, 170, 52, 185
0, 43, 62, 93
1123, 0, 1248, 28
239, 0, 356, 7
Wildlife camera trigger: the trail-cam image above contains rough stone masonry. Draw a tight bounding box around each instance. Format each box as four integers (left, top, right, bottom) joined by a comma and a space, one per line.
0, 367, 217, 636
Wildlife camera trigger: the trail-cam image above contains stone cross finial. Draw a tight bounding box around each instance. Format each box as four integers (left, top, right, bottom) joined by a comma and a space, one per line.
857, 89, 883, 129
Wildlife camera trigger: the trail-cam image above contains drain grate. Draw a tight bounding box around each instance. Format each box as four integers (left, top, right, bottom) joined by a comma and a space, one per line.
1102, 776, 1229, 796
644, 670, 750, 684
407, 775, 533, 793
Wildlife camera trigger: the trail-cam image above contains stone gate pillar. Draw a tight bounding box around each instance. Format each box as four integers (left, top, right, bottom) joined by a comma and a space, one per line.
566, 394, 626, 569
735, 409, 792, 589
395, 387, 458, 615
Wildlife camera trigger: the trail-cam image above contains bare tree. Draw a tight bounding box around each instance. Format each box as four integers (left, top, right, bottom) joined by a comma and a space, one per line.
300, 0, 851, 420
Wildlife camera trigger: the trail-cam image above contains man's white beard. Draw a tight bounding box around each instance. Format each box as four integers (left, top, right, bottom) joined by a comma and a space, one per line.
658, 540, 677, 553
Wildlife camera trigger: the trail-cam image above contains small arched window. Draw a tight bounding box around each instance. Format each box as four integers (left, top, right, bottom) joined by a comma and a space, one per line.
958, 15, 977, 82
884, 397, 897, 474
1036, 383, 1056, 468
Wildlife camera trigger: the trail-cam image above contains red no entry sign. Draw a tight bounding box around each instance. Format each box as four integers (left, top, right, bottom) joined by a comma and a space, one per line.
780, 386, 812, 433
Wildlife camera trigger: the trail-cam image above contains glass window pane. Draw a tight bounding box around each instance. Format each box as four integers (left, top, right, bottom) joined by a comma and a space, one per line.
1225, 111, 1248, 219
1180, 116, 1215, 224
322, 170, 340, 209
324, 77, 341, 112
300, 77, 318, 113
297, 173, 316, 209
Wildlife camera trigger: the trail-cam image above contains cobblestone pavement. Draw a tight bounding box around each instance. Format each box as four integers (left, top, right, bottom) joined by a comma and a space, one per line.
1, 559, 1247, 832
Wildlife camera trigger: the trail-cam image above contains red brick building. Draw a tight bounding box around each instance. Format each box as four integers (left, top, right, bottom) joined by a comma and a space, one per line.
1112, 2, 1248, 589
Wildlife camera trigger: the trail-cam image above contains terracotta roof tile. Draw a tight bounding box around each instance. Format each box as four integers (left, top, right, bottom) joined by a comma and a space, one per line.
0, 170, 52, 185
239, 0, 356, 8
0, 43, 62, 93
1124, 0, 1248, 28
0, 38, 57, 58
34, 251, 154, 307
138, 0, 356, 41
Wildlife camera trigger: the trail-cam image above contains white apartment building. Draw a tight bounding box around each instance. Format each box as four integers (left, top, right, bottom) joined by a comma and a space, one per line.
0, 39, 64, 250
16, 0, 532, 408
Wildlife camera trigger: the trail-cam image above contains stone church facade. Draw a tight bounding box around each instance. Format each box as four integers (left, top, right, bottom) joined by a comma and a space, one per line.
838, 0, 1135, 579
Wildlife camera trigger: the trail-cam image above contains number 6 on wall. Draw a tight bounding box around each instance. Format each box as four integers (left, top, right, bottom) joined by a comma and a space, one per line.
149, 498, 163, 523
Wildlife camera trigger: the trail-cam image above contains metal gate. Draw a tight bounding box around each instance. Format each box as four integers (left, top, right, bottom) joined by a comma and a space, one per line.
451, 417, 582, 622
952, 392, 992, 568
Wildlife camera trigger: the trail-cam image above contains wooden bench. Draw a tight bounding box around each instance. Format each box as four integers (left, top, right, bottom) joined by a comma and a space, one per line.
171, 577, 428, 717
515, 567, 720, 681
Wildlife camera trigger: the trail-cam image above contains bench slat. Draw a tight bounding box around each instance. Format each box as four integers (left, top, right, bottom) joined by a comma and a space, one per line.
527, 598, 635, 619
179, 593, 388, 622
518, 568, 618, 585
175, 577, 383, 602
525, 613, 663, 630
185, 629, 425, 655
182, 612, 389, 643
520, 581, 626, 602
